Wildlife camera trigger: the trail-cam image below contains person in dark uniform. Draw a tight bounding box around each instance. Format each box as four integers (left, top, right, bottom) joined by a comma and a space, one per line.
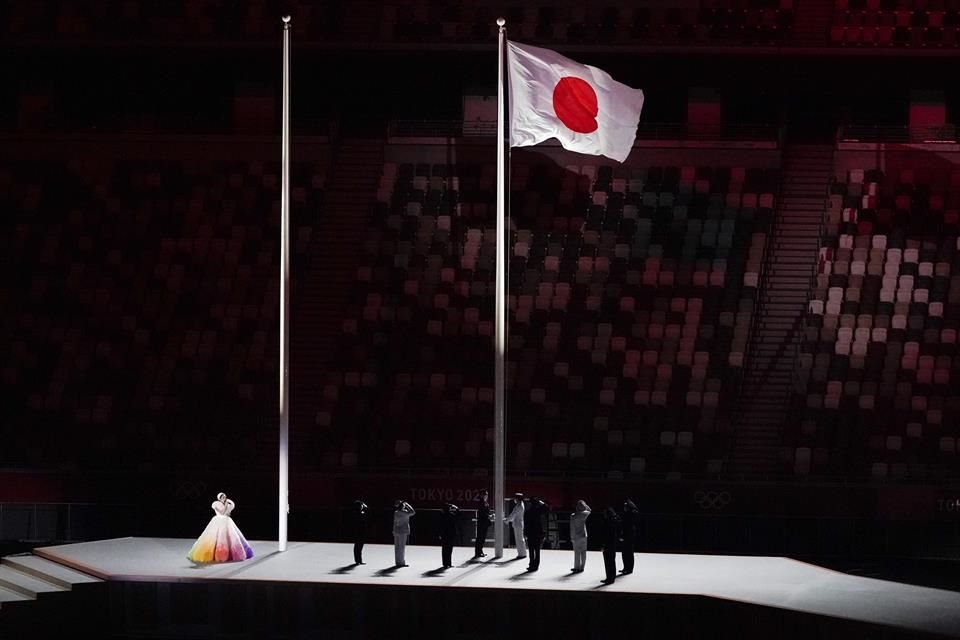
474, 490, 492, 558
620, 499, 638, 575
348, 499, 369, 564
598, 506, 621, 584
524, 496, 547, 572
439, 502, 459, 568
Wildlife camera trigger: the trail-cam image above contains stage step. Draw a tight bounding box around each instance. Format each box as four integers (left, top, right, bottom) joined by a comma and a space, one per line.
0, 565, 66, 599
1, 554, 101, 589
0, 584, 31, 609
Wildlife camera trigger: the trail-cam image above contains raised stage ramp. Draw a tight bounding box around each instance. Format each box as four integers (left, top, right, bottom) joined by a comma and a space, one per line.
4, 537, 959, 639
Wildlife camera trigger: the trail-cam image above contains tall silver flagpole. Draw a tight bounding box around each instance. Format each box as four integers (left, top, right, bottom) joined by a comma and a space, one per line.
278, 14, 291, 553
493, 17, 507, 559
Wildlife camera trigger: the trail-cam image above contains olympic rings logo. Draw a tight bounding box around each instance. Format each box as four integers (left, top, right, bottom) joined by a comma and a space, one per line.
693, 490, 731, 510
174, 481, 207, 500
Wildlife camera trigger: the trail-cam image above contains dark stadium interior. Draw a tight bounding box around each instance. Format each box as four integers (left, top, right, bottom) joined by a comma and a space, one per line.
1, 1, 960, 638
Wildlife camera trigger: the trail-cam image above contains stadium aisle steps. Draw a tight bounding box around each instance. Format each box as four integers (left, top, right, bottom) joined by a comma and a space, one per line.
733, 143, 834, 474
291, 138, 384, 450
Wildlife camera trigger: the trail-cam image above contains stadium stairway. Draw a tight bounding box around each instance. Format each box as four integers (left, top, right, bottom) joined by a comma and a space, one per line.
732, 143, 834, 474
290, 138, 384, 457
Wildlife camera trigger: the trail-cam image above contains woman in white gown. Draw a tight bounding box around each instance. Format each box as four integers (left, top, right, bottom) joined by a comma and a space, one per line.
187, 492, 254, 563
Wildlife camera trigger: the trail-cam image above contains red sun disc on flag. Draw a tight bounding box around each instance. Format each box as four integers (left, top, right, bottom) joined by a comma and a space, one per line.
552, 77, 599, 134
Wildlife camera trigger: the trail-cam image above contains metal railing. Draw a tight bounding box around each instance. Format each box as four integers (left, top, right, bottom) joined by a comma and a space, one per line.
837, 124, 960, 144
635, 122, 780, 142
0, 502, 102, 543
387, 120, 781, 143
388, 119, 466, 137
730, 161, 783, 450
788, 153, 833, 448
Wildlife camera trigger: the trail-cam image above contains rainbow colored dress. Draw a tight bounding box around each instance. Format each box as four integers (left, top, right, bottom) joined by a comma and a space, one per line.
187, 499, 254, 563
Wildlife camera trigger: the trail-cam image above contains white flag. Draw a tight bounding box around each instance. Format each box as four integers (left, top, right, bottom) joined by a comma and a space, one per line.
508, 41, 645, 163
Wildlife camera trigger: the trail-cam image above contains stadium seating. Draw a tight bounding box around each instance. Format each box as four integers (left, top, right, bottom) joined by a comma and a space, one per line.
0, 0, 348, 41
0, 155, 326, 472
315, 156, 777, 477
830, 0, 960, 47
790, 163, 960, 478
0, 0, 793, 46
15, 0, 960, 50
391, 0, 794, 46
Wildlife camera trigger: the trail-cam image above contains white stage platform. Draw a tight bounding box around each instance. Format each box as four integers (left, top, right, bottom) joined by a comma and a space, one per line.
30, 537, 960, 638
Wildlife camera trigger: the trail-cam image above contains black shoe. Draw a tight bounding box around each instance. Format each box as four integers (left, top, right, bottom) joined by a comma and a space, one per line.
620, 569, 632, 574
480, 552, 487, 557
601, 578, 614, 585
358, 561, 366, 565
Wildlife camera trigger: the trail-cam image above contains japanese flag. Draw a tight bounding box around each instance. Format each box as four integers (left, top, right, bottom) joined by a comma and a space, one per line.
508, 41, 645, 163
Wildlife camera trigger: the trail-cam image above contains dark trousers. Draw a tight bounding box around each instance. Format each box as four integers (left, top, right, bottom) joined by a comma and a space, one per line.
527, 535, 543, 570
602, 548, 617, 582
441, 542, 453, 567
621, 539, 634, 573
475, 522, 489, 556
353, 542, 364, 564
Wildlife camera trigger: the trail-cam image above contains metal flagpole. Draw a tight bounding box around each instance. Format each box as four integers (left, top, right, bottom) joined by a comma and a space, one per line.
493, 16, 507, 559
278, 14, 291, 553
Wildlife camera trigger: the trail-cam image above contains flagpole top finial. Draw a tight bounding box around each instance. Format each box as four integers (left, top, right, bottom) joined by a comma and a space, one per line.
496, 17, 506, 27
282, 15, 291, 24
